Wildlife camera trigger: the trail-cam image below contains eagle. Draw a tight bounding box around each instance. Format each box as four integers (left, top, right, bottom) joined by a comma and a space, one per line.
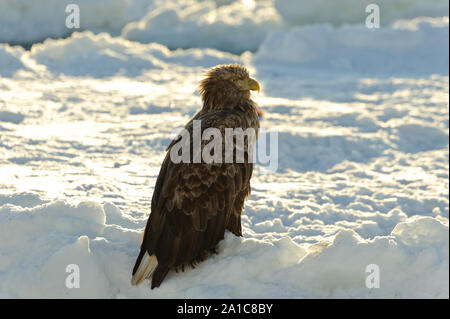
131, 64, 261, 288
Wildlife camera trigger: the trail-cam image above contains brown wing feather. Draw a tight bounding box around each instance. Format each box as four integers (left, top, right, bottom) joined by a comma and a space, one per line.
133, 108, 256, 288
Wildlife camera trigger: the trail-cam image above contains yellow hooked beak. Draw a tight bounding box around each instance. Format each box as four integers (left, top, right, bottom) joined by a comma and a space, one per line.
237, 77, 260, 93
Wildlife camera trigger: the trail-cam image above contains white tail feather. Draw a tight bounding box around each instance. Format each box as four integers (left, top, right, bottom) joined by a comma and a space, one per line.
131, 252, 158, 286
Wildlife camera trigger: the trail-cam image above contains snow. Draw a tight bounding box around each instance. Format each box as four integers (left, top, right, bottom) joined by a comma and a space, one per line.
29, 32, 164, 78
254, 17, 449, 75
27, 31, 239, 77
0, 0, 155, 45
2, 0, 448, 53
0, 110, 25, 124
121, 0, 281, 53
274, 0, 449, 27
0, 44, 26, 77
0, 0, 448, 299
0, 200, 447, 298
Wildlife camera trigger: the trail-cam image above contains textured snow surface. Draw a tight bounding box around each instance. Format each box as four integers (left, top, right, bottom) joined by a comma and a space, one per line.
0, 1, 448, 298
254, 17, 449, 75
1, 0, 448, 52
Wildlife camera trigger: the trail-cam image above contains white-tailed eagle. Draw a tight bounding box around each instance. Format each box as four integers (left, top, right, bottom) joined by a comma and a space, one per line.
131, 64, 261, 288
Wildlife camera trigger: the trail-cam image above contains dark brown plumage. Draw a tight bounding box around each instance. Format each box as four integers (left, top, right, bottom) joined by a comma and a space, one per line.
131, 64, 260, 289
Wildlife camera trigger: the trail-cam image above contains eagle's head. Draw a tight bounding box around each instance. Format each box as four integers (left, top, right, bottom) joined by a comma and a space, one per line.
199, 64, 260, 112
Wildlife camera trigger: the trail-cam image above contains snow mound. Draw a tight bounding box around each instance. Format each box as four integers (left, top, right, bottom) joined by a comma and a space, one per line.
392, 216, 449, 248
0, 199, 447, 298
121, 0, 281, 54
29, 32, 164, 77
27, 31, 239, 77
0, 200, 113, 298
253, 16, 449, 75
291, 216, 449, 298
275, 0, 449, 27
0, 0, 282, 53
0, 0, 155, 45
0, 44, 26, 77
1, 0, 448, 54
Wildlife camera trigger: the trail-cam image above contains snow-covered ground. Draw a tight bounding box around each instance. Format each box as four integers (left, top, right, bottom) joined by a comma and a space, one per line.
0, 1, 448, 298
